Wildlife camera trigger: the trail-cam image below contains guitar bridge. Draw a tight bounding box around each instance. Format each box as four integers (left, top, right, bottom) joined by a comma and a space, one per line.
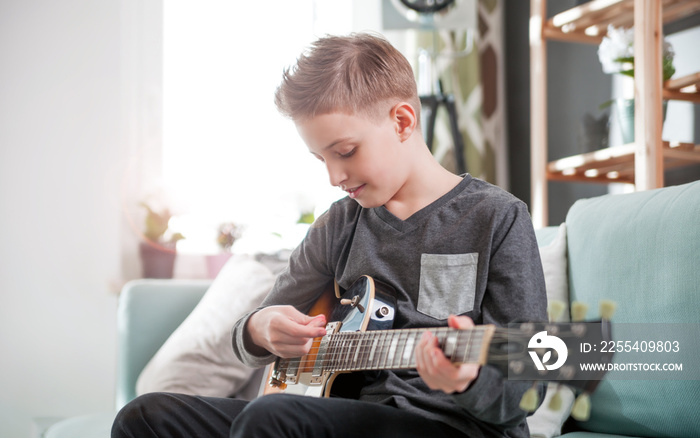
269, 368, 287, 389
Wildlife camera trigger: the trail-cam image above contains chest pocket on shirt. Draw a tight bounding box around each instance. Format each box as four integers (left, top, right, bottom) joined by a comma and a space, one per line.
417, 253, 478, 320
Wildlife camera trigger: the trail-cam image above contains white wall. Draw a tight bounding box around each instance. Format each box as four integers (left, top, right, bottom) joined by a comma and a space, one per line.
0, 1, 142, 435
663, 26, 699, 144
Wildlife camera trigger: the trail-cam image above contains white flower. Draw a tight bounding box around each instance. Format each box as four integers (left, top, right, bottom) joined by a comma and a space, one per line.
598, 25, 634, 74
662, 40, 675, 63
597, 25, 675, 79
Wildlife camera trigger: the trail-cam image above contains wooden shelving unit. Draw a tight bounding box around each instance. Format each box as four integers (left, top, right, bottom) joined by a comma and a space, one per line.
542, 0, 700, 44
530, 0, 700, 227
547, 141, 700, 184
664, 71, 700, 101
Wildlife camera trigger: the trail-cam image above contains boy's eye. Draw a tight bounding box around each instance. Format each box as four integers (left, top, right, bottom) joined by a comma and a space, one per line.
338, 148, 356, 158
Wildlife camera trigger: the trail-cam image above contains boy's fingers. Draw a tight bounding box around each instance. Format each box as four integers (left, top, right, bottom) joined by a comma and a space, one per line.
303, 314, 327, 338
306, 314, 327, 327
288, 313, 326, 337
448, 315, 474, 330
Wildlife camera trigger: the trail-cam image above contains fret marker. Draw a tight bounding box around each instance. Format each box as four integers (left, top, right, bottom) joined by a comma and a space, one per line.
369, 338, 378, 363
388, 336, 398, 364
445, 332, 456, 360
353, 337, 361, 363
403, 336, 415, 364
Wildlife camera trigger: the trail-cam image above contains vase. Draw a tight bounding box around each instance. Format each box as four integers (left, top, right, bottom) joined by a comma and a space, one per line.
139, 241, 177, 279
578, 112, 609, 153
615, 99, 668, 145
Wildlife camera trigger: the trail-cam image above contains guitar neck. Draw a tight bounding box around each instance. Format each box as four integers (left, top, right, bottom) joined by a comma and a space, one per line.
303, 325, 496, 373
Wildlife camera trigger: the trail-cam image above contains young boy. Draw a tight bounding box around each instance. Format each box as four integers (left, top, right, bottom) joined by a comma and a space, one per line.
113, 32, 546, 438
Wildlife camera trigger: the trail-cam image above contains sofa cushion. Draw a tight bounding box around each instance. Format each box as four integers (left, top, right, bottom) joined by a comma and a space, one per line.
565, 181, 700, 437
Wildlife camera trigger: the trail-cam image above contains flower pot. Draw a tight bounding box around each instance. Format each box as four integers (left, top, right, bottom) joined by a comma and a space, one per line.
206, 252, 233, 279
615, 99, 668, 145
139, 241, 177, 279
579, 112, 609, 153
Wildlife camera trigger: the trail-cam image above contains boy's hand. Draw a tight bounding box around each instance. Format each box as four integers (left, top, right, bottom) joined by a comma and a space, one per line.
247, 306, 327, 358
415, 315, 480, 394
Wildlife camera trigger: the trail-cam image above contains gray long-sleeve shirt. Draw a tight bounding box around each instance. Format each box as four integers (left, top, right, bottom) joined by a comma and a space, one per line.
232, 175, 547, 437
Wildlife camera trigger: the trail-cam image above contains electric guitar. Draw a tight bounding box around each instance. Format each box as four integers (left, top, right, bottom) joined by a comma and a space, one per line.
264, 276, 614, 418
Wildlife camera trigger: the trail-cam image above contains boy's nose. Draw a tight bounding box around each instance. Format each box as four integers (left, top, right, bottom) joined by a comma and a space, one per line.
326, 162, 347, 188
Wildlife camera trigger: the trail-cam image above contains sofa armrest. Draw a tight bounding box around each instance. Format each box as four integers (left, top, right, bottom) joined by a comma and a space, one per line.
115, 279, 211, 409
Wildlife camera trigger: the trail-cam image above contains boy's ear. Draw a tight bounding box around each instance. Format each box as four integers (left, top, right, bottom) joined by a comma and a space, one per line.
391, 102, 417, 142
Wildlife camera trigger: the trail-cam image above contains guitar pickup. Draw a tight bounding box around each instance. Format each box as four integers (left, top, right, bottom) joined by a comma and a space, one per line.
313, 322, 339, 377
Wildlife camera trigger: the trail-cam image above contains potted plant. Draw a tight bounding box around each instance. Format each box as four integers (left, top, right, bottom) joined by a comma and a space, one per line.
139, 202, 185, 279
206, 221, 240, 278
597, 25, 675, 144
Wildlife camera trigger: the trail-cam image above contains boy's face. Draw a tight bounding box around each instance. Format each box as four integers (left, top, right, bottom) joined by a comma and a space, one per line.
296, 110, 410, 209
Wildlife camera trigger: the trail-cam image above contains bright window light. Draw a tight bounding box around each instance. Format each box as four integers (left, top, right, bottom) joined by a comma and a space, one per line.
163, 1, 344, 254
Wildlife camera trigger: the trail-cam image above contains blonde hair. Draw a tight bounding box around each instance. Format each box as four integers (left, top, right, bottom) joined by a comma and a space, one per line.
275, 33, 420, 125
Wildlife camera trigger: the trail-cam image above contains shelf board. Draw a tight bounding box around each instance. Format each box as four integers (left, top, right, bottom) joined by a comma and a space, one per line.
547, 141, 700, 184
543, 0, 700, 45
664, 71, 700, 103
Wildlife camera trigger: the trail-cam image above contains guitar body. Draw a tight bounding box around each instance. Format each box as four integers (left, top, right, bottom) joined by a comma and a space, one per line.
265, 275, 397, 397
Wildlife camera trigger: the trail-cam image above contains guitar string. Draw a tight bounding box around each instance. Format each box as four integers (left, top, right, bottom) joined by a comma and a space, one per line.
277, 330, 515, 374
315, 330, 525, 370
278, 327, 512, 361
286, 329, 487, 361
295, 329, 484, 363
278, 328, 500, 371
275, 327, 546, 377
283, 347, 484, 371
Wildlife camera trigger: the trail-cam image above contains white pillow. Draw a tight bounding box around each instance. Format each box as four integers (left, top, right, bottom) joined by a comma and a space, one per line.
528, 384, 576, 438
539, 223, 569, 322
136, 254, 275, 398
527, 223, 571, 438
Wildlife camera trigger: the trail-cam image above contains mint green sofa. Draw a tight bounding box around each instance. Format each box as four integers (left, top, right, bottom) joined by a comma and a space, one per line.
46, 181, 700, 437
551, 181, 700, 438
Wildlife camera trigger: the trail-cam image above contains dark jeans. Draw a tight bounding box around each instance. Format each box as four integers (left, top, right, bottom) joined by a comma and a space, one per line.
112, 392, 468, 438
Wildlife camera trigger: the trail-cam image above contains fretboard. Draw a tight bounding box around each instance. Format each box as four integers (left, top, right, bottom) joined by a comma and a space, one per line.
283, 326, 495, 374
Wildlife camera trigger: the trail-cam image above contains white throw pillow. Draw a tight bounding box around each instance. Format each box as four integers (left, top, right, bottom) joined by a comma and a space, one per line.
136, 254, 275, 398
539, 223, 569, 322
527, 223, 572, 438
528, 384, 576, 438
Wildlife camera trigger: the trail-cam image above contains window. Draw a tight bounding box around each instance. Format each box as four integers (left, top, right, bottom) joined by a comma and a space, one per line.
162, 1, 352, 254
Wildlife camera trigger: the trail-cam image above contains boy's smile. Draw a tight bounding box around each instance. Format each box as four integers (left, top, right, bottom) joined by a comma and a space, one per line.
346, 184, 364, 199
